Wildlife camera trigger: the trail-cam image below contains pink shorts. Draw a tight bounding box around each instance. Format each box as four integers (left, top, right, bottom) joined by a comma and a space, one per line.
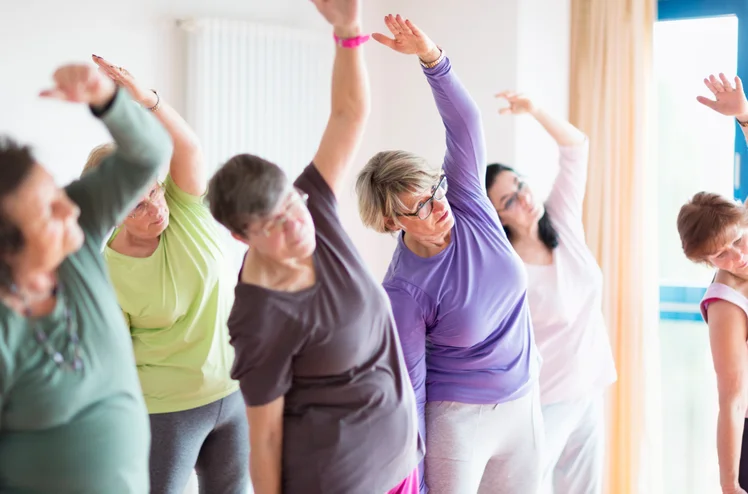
386, 467, 419, 494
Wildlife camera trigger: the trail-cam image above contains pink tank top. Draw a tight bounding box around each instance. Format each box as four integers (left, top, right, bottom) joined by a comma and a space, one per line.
700, 282, 748, 418
700, 282, 748, 322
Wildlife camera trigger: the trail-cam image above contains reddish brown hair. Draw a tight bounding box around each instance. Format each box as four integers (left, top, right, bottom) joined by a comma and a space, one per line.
677, 192, 748, 262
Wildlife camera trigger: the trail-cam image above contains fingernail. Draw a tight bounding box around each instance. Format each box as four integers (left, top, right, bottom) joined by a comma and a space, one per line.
92, 54, 100, 58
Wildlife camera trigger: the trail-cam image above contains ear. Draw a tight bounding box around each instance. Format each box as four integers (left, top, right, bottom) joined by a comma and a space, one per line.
230, 231, 251, 246
383, 216, 402, 233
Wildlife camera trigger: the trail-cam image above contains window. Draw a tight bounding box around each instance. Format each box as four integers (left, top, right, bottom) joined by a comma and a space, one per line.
656, 1, 748, 492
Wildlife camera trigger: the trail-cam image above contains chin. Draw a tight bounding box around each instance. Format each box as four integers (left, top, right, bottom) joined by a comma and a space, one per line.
532, 205, 545, 222
64, 225, 85, 255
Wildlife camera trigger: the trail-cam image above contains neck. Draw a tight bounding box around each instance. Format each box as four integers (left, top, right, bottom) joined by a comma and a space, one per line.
244, 248, 314, 291
509, 221, 541, 244
246, 247, 313, 276
5, 267, 57, 301
120, 226, 160, 249
404, 229, 452, 257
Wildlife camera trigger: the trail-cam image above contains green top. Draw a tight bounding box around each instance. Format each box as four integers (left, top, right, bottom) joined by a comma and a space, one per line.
104, 176, 238, 414
0, 89, 173, 494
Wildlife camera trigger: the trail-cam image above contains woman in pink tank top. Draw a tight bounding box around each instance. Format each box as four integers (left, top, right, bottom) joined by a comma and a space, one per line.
678, 71, 748, 494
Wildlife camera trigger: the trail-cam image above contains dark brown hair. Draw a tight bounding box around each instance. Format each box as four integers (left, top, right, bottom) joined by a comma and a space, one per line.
0, 137, 36, 286
207, 154, 289, 236
677, 192, 748, 262
485, 163, 559, 250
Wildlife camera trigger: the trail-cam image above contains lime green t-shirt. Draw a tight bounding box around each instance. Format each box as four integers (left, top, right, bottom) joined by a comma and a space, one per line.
104, 176, 238, 414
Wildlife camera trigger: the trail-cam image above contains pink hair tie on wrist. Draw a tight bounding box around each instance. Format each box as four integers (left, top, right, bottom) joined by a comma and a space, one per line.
333, 33, 370, 48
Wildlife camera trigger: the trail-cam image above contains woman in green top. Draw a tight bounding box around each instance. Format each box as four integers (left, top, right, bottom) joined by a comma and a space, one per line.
0, 63, 172, 493
83, 56, 247, 494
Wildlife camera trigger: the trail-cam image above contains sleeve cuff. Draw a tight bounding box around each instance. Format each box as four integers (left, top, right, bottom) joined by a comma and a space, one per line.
89, 88, 121, 118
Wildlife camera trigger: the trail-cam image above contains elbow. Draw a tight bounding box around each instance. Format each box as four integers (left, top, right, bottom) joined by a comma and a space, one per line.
331, 100, 370, 127
718, 388, 748, 417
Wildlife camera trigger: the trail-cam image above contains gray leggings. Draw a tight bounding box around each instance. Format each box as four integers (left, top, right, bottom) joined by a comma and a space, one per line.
149, 391, 249, 494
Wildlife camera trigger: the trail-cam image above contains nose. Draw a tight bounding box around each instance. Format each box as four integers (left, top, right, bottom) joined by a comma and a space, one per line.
57, 196, 80, 221
145, 201, 161, 217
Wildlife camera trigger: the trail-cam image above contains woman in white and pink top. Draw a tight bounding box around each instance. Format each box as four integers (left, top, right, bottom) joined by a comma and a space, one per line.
677, 72, 748, 494
485, 91, 617, 494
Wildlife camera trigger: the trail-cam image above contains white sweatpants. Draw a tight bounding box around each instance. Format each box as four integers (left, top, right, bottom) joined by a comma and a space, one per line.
540, 394, 605, 494
424, 384, 544, 494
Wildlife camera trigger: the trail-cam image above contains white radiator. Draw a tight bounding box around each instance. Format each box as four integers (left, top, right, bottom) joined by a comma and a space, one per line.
182, 18, 334, 179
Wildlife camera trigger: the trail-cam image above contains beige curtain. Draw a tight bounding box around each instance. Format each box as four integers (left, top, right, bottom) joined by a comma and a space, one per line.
569, 1, 662, 493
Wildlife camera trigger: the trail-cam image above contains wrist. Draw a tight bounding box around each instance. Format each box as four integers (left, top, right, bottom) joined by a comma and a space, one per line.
138, 90, 159, 109
721, 478, 741, 493
89, 80, 117, 109
418, 45, 440, 64
333, 24, 361, 39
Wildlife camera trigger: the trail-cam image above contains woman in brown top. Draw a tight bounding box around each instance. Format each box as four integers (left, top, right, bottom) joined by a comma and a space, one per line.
206, 1, 422, 493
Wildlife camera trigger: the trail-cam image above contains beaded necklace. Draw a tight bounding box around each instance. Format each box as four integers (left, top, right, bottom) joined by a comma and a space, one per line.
10, 282, 83, 372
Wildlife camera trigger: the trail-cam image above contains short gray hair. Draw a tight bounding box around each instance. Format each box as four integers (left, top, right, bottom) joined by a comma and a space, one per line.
207, 153, 289, 236
355, 150, 442, 233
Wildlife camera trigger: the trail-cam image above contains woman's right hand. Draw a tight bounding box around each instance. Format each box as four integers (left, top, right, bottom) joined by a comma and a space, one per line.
310, 0, 361, 35
39, 64, 116, 108
697, 73, 748, 119
372, 14, 440, 62
495, 91, 536, 116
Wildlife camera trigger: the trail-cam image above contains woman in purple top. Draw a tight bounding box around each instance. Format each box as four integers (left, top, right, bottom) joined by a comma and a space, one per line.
356, 14, 543, 494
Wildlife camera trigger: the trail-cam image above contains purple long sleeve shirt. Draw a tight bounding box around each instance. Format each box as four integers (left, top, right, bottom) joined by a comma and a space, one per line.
383, 57, 540, 469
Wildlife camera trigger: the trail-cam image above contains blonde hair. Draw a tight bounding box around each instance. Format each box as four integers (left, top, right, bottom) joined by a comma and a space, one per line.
81, 142, 116, 176
355, 150, 442, 233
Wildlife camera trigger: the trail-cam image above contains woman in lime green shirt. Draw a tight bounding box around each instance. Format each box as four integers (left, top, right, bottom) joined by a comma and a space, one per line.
83, 56, 247, 494
0, 63, 172, 493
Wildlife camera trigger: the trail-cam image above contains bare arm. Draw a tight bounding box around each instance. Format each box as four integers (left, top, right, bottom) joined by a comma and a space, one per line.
247, 397, 284, 494
311, 0, 370, 198
707, 301, 748, 494
93, 56, 206, 196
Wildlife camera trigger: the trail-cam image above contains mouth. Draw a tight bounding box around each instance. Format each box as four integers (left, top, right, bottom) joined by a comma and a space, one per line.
153, 216, 166, 226
437, 210, 450, 223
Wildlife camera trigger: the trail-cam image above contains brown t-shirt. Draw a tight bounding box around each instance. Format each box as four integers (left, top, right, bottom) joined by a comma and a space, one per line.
228, 164, 422, 494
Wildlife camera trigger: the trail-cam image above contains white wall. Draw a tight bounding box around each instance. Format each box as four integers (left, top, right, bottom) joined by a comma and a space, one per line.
0, 0, 571, 282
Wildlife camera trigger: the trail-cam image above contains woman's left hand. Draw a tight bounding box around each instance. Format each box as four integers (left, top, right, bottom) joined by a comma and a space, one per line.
91, 55, 157, 108
495, 91, 536, 116
372, 14, 439, 61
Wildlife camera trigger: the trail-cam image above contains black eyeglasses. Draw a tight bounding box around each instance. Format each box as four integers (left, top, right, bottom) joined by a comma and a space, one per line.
497, 181, 526, 212
399, 175, 448, 220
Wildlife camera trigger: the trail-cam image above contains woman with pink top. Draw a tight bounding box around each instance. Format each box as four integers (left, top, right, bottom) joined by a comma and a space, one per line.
485, 92, 617, 494
677, 72, 748, 494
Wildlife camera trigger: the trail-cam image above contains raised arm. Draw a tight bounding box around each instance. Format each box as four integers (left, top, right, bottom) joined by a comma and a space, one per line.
93, 55, 206, 196
706, 301, 748, 494
374, 15, 485, 199
41, 65, 172, 244
310, 0, 370, 198
496, 92, 588, 224
698, 73, 748, 147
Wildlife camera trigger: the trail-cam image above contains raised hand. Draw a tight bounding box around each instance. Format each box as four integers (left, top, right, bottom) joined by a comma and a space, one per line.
92, 55, 157, 108
495, 91, 536, 115
310, 0, 361, 34
372, 14, 438, 60
697, 73, 748, 118
39, 64, 116, 107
